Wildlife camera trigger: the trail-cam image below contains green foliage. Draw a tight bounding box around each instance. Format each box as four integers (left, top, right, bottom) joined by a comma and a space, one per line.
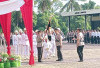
38, 27, 45, 31
2, 54, 9, 58
82, 0, 96, 10
33, 12, 37, 27
0, 0, 99, 35
95, 5, 100, 9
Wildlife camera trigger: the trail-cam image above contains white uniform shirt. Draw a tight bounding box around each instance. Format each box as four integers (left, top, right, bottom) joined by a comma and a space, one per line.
98, 32, 100, 37
51, 34, 55, 43
22, 33, 29, 46
17, 34, 23, 45
91, 32, 95, 37
94, 32, 97, 37
12, 34, 18, 46
33, 34, 37, 46
97, 32, 99, 37
21, 33, 26, 45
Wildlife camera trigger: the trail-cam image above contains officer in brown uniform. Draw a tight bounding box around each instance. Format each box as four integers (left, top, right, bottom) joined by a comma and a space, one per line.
77, 28, 85, 62
55, 28, 63, 61
37, 31, 43, 62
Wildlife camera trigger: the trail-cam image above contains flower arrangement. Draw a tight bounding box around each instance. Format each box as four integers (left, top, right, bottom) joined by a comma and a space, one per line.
8, 55, 21, 62
0, 54, 21, 68
0, 58, 3, 63
8, 55, 21, 67
2, 54, 9, 62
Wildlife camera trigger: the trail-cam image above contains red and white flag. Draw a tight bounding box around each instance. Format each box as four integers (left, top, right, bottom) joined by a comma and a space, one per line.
0, 0, 24, 15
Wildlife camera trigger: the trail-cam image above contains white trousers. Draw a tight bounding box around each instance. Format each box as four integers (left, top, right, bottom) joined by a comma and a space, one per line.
23, 45, 29, 58
51, 42, 56, 56
33, 45, 37, 57
14, 45, 18, 55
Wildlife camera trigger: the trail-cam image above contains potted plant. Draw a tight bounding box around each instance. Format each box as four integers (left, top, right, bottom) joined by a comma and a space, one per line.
0, 54, 4, 68
15, 56, 21, 67
2, 54, 10, 68
8, 55, 18, 67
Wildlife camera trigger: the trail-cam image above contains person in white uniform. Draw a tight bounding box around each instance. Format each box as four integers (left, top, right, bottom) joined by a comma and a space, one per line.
51, 29, 56, 57
17, 29, 23, 56
43, 30, 50, 59
12, 30, 18, 55
23, 28, 30, 59
99, 30, 100, 44
33, 31, 38, 57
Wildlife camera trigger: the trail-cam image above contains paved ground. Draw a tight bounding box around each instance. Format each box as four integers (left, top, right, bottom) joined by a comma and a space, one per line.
1, 41, 100, 68
21, 41, 100, 68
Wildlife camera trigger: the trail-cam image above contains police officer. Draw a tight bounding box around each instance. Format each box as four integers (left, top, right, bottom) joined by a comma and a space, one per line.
55, 28, 63, 61
37, 31, 43, 62
97, 30, 99, 44
77, 28, 85, 62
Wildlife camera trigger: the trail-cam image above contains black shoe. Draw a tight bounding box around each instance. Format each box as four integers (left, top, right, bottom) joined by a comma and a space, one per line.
38, 61, 42, 62
78, 60, 83, 62
56, 59, 63, 61
56, 59, 60, 61
60, 59, 63, 61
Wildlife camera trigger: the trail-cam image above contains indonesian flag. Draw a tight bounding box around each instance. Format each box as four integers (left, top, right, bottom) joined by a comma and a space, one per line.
0, 0, 34, 65
0, 0, 24, 15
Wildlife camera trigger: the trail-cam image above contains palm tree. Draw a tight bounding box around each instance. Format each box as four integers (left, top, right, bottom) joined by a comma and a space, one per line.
34, 0, 61, 13
60, 0, 86, 12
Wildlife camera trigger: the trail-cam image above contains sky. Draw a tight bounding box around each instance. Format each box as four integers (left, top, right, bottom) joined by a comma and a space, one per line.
62, 0, 100, 5
33, 0, 100, 13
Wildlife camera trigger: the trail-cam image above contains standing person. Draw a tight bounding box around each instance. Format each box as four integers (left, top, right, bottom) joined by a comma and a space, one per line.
67, 32, 70, 43
91, 30, 94, 44
87, 30, 90, 44
94, 30, 97, 44
51, 29, 56, 57
22, 28, 30, 59
77, 28, 85, 62
12, 30, 18, 55
55, 28, 63, 61
42, 30, 50, 59
99, 30, 100, 44
33, 31, 37, 57
69, 31, 71, 43
97, 30, 100, 44
37, 31, 43, 62
17, 29, 23, 56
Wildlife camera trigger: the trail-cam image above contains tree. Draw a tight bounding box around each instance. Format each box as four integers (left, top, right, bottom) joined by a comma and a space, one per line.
82, 0, 96, 10
33, 12, 37, 29
11, 11, 23, 32
95, 5, 100, 9
35, 0, 62, 13
60, 0, 86, 12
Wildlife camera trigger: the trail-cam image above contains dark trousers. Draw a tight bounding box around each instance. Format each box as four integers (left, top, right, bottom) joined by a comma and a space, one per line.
94, 36, 97, 44
57, 46, 63, 60
84, 36, 87, 43
99, 37, 100, 44
77, 46, 84, 61
87, 37, 90, 43
97, 36, 99, 44
91, 36, 94, 44
67, 37, 69, 43
69, 37, 71, 43
37, 47, 42, 62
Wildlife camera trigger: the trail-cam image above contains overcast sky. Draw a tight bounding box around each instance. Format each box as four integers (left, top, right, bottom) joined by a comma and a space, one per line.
62, 0, 100, 5
33, 0, 100, 13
